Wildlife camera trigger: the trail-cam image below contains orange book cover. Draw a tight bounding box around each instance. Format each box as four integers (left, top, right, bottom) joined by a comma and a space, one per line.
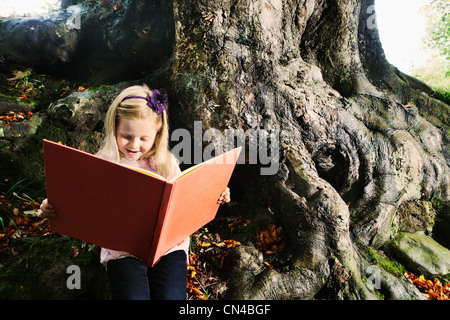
43, 139, 241, 267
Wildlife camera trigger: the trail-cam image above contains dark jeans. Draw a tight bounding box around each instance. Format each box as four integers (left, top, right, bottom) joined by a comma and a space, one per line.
106, 250, 187, 300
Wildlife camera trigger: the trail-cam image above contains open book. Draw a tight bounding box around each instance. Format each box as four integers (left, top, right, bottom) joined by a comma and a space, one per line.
43, 139, 241, 267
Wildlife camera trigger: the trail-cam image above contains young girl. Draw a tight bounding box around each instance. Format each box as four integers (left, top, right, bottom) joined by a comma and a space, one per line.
39, 84, 231, 300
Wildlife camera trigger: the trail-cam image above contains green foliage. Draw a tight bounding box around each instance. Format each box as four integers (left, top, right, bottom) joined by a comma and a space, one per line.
360, 242, 407, 277
368, 246, 407, 277
415, 0, 450, 104
413, 1, 450, 104
413, 56, 450, 89
431, 198, 448, 215
425, 0, 450, 64
0, 72, 71, 112
431, 87, 450, 105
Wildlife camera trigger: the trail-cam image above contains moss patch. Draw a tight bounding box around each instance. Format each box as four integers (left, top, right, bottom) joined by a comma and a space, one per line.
0, 235, 110, 299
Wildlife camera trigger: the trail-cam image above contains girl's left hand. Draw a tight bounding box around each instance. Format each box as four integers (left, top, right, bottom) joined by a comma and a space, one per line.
218, 187, 231, 205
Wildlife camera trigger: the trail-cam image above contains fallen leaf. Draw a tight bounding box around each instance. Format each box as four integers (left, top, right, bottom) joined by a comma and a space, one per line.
199, 241, 211, 247
112, 2, 121, 11
405, 272, 450, 300
71, 246, 79, 258
255, 223, 286, 255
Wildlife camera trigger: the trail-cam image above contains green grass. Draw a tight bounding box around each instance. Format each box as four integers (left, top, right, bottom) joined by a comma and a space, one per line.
413, 55, 450, 104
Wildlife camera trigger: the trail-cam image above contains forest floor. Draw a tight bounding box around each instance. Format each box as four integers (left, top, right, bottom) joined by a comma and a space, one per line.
0, 184, 269, 300
1, 187, 449, 300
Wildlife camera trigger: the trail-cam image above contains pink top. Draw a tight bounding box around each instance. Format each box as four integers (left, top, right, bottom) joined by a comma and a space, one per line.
100, 155, 190, 266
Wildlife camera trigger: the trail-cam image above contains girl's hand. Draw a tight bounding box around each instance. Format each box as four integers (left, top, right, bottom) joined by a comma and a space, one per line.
38, 198, 56, 218
218, 187, 231, 205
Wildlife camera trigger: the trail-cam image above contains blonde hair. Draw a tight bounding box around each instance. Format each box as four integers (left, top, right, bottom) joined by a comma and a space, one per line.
96, 84, 174, 179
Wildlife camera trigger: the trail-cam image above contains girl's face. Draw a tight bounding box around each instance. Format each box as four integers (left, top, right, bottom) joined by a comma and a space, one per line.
116, 118, 158, 161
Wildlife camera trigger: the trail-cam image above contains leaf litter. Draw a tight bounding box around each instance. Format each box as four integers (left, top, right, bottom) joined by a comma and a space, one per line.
4, 192, 446, 300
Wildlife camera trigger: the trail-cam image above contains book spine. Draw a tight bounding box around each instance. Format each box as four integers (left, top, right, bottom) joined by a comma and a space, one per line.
147, 182, 175, 266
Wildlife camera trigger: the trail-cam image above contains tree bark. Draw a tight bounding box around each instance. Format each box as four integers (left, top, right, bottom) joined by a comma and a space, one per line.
0, 0, 448, 299
169, 0, 449, 299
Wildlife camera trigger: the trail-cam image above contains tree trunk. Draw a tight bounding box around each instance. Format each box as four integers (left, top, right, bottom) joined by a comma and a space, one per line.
169, 0, 449, 299
0, 0, 448, 300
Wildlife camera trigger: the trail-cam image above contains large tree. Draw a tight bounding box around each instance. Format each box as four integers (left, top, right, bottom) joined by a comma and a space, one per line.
169, 0, 449, 299
0, 0, 448, 299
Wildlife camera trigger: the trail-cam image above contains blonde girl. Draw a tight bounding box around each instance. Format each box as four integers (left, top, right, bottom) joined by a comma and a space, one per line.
40, 84, 230, 300
96, 84, 174, 178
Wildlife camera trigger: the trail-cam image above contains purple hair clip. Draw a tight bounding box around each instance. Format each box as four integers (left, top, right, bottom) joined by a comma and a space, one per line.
122, 89, 168, 115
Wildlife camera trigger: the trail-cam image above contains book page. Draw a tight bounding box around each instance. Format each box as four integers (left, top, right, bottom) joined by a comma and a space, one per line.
170, 162, 205, 182
170, 148, 242, 182
131, 167, 166, 181
150, 147, 242, 261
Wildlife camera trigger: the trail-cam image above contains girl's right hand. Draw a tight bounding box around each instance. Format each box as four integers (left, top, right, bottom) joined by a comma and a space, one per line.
38, 198, 56, 218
